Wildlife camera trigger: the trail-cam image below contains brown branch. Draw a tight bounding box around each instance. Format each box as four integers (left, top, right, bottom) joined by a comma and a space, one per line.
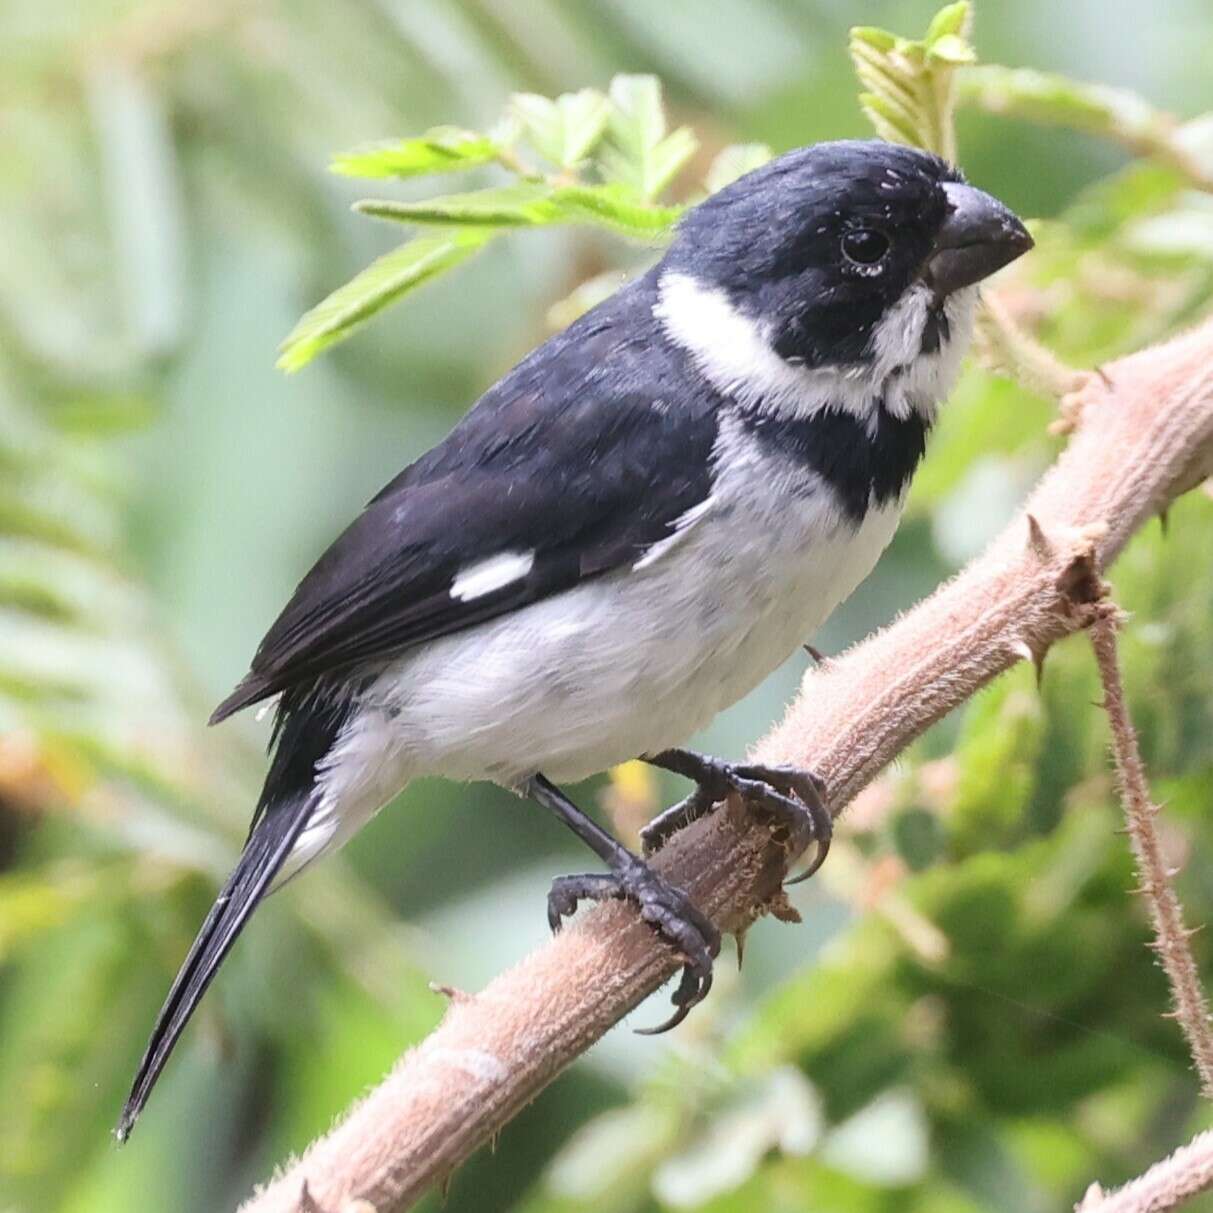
1076, 1129, 1213, 1213
1091, 615, 1213, 1096
239, 316, 1213, 1213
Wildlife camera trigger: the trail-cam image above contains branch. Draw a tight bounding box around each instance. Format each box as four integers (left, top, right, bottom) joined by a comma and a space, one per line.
1091, 615, 1213, 1096
1075, 1129, 1213, 1213
240, 317, 1213, 1213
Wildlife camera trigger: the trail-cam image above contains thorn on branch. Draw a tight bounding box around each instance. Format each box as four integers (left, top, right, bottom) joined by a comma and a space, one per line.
1010, 638, 1049, 686
1032, 649, 1048, 688
1090, 614, 1213, 1099
1076, 1180, 1106, 1210
430, 981, 473, 1004
1026, 513, 1055, 560
803, 643, 827, 665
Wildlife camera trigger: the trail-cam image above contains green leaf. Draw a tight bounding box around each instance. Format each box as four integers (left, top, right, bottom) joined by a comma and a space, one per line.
358, 182, 681, 241
849, 25, 897, 51
858, 92, 923, 147
355, 183, 561, 227
331, 127, 499, 179
928, 33, 977, 65
510, 88, 610, 168
277, 230, 491, 371
549, 184, 682, 239
925, 1, 971, 44
848, 4, 977, 159
958, 67, 1192, 178
705, 143, 774, 194
601, 74, 698, 201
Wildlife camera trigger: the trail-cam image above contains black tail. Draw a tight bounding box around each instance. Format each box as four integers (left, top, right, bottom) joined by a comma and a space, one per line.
118, 682, 355, 1142
115, 792, 313, 1142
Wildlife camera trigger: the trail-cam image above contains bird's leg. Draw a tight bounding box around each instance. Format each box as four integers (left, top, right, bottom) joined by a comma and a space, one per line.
522, 773, 721, 1033
640, 749, 832, 881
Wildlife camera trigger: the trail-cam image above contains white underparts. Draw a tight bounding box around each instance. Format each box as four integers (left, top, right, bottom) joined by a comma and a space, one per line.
450, 550, 535, 601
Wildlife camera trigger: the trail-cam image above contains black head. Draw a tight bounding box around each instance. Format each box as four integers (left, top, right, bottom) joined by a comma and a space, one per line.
662, 140, 1031, 369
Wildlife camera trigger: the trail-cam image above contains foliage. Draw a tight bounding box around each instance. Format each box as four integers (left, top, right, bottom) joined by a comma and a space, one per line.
849, 1, 975, 161
1, 2, 1212, 1213
278, 73, 714, 372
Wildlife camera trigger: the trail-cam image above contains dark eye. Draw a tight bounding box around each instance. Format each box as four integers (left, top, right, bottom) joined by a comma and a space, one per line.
842, 228, 891, 266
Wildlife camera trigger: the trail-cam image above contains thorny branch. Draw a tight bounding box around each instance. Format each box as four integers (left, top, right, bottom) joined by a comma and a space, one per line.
240, 315, 1213, 1213
1076, 1129, 1213, 1213
1091, 616, 1213, 1097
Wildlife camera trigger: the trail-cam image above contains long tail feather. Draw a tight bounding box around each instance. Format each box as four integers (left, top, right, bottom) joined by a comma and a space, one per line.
115, 792, 313, 1142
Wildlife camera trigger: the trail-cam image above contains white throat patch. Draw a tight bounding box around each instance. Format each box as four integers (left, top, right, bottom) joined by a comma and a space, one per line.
653, 271, 976, 430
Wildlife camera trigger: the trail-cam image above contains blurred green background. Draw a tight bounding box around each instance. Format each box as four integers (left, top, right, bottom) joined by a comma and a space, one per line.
3, 2, 1213, 1211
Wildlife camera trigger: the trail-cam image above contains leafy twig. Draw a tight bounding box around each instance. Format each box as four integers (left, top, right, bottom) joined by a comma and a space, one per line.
961, 66, 1213, 194
975, 290, 1091, 400
848, 3, 974, 162
1090, 613, 1213, 1097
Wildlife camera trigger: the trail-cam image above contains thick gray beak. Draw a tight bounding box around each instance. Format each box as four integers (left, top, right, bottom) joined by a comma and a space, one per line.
925, 181, 1033, 297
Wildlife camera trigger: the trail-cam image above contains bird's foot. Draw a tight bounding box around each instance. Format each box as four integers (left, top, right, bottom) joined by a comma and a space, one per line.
547, 858, 721, 1033
641, 750, 832, 882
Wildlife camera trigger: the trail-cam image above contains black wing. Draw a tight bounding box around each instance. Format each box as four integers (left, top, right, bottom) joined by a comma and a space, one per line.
212, 275, 719, 723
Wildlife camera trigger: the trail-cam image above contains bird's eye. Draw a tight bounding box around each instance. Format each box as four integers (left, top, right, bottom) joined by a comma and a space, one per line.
841, 228, 891, 267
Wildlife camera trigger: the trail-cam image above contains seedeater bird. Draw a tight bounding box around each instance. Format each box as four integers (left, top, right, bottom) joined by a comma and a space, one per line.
117, 139, 1030, 1140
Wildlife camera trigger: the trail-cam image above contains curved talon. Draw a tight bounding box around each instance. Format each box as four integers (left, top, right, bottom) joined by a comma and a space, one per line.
729, 762, 832, 881
547, 873, 622, 933
635, 964, 704, 1035
546, 863, 720, 1031
642, 751, 834, 886
784, 834, 832, 884
640, 787, 713, 856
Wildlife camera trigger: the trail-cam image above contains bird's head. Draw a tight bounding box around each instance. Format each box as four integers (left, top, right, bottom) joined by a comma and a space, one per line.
655, 140, 1032, 422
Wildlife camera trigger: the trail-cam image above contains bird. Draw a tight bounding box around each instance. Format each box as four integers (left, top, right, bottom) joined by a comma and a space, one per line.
116, 138, 1031, 1140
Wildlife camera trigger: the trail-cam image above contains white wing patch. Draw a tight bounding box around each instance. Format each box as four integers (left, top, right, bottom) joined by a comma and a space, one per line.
633, 495, 716, 571
450, 551, 535, 602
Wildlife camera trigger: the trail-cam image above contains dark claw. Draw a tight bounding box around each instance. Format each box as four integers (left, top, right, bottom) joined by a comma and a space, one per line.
640, 786, 714, 856
642, 751, 833, 884
547, 873, 622, 933
546, 862, 720, 1032
733, 763, 833, 882
635, 964, 703, 1035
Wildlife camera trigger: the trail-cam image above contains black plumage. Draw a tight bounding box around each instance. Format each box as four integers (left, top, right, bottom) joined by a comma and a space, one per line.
212, 274, 721, 723
117, 686, 355, 1141
735, 402, 929, 522
667, 141, 962, 369
118, 139, 1033, 1140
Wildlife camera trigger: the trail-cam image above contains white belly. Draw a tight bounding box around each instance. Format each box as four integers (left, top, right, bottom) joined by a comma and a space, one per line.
329, 492, 901, 792
290, 455, 904, 878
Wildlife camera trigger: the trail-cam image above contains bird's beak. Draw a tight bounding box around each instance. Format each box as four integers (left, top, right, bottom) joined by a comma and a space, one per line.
924, 181, 1033, 298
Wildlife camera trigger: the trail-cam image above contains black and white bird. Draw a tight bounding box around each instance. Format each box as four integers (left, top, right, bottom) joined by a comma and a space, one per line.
117, 139, 1030, 1139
